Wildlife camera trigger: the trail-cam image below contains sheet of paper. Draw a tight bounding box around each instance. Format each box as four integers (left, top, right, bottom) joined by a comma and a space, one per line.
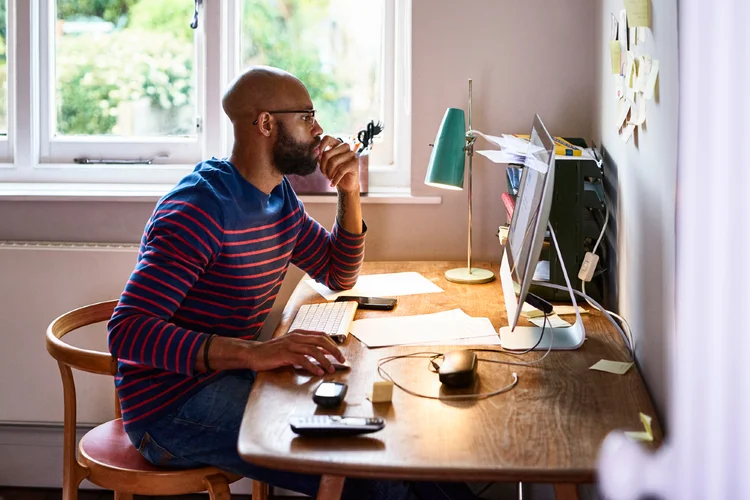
643, 59, 660, 100
351, 309, 498, 348
625, 52, 635, 86
610, 13, 618, 41
637, 26, 647, 43
614, 75, 625, 100
636, 95, 647, 126
616, 100, 631, 128
629, 24, 637, 48
590, 359, 634, 375
529, 314, 571, 329
305, 272, 443, 301
477, 150, 527, 165
625, 0, 651, 27
629, 95, 640, 125
636, 56, 652, 93
625, 412, 654, 442
620, 123, 635, 143
609, 41, 621, 74
406, 331, 502, 347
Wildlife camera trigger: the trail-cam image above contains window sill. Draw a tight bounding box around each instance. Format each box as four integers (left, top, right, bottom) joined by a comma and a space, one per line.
0, 183, 442, 205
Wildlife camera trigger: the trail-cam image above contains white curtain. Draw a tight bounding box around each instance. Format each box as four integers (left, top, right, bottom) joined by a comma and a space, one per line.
598, 1, 750, 498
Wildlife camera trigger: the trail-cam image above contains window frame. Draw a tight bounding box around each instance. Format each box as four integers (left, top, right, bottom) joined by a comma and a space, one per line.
0, 0, 14, 163
1, 0, 411, 190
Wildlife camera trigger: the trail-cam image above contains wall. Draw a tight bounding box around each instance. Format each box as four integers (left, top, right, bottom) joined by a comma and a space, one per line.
0, 0, 594, 493
593, 0, 679, 422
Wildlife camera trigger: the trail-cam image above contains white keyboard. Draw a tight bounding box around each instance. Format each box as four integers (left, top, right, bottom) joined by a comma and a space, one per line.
287, 301, 358, 343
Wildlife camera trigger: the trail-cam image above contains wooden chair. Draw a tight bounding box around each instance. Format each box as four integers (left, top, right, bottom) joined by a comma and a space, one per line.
46, 299, 271, 500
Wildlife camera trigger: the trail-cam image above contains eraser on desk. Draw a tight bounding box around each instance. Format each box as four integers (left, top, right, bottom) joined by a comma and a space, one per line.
367, 381, 393, 403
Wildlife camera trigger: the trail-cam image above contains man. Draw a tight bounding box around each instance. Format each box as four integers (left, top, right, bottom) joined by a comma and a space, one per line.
109, 66, 477, 500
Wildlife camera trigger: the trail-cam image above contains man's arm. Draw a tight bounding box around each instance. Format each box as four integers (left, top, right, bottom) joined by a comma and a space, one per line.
336, 189, 363, 235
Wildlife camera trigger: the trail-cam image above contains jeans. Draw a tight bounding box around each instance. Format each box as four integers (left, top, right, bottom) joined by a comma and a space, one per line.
126, 372, 478, 500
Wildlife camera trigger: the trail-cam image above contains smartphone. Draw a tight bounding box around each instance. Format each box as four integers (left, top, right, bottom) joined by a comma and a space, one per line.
313, 381, 348, 407
335, 296, 397, 310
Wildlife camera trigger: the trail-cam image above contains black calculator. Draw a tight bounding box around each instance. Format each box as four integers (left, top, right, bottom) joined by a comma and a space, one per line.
290, 415, 385, 437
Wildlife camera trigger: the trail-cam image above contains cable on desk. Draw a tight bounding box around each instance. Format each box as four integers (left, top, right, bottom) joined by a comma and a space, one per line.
377, 313, 556, 401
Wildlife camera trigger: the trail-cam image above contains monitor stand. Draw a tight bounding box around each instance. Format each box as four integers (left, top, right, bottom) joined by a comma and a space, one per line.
499, 224, 586, 351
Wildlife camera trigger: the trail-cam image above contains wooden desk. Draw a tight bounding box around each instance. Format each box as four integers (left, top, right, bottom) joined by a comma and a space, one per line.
238, 262, 661, 500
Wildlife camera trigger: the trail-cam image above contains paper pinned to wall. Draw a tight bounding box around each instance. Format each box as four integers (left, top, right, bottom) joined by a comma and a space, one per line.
624, 0, 651, 27
618, 9, 629, 55
643, 59, 660, 99
609, 41, 621, 74
306, 272, 443, 301
636, 96, 647, 126
616, 100, 631, 128
620, 123, 636, 143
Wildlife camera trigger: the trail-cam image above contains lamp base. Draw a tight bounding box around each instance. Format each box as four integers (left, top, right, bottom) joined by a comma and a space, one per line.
445, 267, 495, 284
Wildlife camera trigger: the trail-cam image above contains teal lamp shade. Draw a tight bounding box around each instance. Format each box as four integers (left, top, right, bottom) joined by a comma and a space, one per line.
424, 108, 466, 190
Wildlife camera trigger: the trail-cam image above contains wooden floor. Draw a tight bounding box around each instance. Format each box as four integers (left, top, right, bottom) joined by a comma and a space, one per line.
0, 489, 298, 500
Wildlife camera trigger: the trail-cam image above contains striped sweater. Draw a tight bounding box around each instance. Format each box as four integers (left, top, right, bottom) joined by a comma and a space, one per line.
107, 158, 366, 431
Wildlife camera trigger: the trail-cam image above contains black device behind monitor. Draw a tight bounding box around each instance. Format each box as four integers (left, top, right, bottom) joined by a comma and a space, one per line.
334, 296, 397, 310
438, 350, 478, 387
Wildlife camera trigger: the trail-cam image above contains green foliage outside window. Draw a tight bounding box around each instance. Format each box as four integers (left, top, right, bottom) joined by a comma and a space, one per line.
55, 0, 346, 136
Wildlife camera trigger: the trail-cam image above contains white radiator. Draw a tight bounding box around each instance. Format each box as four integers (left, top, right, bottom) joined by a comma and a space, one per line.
0, 241, 139, 425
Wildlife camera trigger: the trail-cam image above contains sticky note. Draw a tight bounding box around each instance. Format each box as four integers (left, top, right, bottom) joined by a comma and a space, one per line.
590, 359, 634, 375
620, 124, 635, 143
367, 380, 393, 403
529, 314, 571, 329
643, 59, 660, 100
625, 412, 654, 442
553, 305, 588, 316
610, 41, 621, 74
624, 0, 651, 27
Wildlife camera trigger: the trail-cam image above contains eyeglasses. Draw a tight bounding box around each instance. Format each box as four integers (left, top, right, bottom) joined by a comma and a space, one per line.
253, 109, 316, 126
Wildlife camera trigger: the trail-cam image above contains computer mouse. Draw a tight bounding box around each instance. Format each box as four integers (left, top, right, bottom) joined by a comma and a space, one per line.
438, 350, 477, 387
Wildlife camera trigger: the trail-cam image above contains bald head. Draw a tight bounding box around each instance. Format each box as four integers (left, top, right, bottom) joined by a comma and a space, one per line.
222, 66, 311, 125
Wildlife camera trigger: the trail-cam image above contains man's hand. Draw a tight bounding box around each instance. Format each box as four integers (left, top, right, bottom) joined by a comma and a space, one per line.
247, 330, 345, 376
318, 135, 360, 193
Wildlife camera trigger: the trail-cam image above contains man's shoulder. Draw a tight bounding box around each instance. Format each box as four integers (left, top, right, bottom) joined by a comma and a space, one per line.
154, 160, 231, 223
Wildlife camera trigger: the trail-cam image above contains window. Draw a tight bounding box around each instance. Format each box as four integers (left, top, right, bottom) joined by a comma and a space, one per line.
2, 0, 410, 189
0, 0, 9, 162
40, 0, 201, 165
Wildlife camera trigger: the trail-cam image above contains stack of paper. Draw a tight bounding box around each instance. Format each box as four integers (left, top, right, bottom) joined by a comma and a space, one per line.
350, 309, 498, 348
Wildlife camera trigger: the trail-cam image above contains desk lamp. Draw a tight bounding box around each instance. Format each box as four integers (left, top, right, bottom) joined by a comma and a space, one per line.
425, 79, 495, 284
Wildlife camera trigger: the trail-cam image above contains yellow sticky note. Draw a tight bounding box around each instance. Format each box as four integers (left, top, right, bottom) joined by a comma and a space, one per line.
367, 380, 393, 403
590, 359, 634, 375
553, 305, 588, 316
624, 0, 651, 27
610, 40, 621, 74
625, 412, 654, 442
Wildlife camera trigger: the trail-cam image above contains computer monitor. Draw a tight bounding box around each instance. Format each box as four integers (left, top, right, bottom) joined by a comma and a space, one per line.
498, 114, 585, 350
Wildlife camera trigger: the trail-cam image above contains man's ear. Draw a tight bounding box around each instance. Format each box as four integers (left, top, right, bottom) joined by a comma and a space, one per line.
258, 113, 273, 137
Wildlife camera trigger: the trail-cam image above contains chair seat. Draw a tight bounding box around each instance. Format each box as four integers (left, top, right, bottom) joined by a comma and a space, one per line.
79, 419, 240, 495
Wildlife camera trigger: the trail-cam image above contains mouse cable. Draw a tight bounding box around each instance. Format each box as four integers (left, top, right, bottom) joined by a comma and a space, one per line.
376, 351, 521, 401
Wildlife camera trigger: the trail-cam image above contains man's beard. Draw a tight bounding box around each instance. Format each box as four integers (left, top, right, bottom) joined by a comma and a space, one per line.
272, 121, 319, 177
